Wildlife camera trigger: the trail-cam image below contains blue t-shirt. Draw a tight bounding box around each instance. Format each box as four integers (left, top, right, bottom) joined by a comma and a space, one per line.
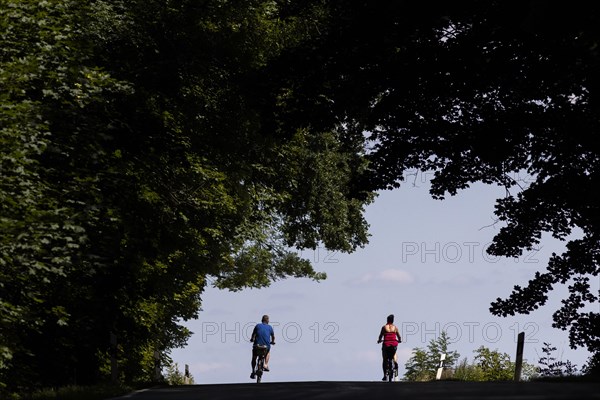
253, 323, 274, 349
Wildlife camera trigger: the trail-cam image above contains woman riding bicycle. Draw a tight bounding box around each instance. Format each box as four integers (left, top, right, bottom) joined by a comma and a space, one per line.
377, 314, 401, 381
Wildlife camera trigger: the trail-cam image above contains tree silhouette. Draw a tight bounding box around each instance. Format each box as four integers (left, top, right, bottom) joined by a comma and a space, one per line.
264, 0, 600, 369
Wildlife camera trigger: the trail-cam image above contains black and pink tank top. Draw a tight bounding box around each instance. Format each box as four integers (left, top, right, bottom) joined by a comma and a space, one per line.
383, 325, 399, 346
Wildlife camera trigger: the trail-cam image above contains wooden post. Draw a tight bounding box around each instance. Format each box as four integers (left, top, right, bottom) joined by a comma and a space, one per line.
514, 332, 525, 381
154, 351, 162, 382
110, 333, 118, 383
184, 364, 191, 384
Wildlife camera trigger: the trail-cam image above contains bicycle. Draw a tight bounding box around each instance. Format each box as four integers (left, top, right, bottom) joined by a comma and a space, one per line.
254, 345, 268, 383
252, 342, 275, 383
380, 344, 397, 382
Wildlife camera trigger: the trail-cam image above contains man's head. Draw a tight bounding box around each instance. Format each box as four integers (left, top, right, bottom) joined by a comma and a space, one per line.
387, 314, 394, 324
262, 315, 269, 323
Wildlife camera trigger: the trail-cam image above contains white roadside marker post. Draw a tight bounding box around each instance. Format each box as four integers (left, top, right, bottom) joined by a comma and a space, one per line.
436, 353, 446, 380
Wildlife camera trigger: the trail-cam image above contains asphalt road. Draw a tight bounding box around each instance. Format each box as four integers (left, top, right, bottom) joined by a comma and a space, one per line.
110, 380, 600, 400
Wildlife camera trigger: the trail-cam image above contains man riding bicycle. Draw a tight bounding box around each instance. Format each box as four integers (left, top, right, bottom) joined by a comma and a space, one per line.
250, 314, 275, 379
377, 314, 401, 381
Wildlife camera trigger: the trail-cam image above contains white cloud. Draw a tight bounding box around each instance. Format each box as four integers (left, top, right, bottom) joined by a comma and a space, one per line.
379, 269, 414, 283
350, 269, 414, 286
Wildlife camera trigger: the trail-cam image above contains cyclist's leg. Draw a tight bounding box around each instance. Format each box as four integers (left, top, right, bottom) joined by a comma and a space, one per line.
387, 347, 395, 378
251, 348, 257, 374
381, 346, 388, 379
392, 346, 399, 376
264, 345, 271, 370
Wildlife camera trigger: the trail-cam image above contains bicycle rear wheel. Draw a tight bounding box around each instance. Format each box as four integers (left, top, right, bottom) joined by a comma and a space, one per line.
256, 357, 263, 383
387, 358, 394, 382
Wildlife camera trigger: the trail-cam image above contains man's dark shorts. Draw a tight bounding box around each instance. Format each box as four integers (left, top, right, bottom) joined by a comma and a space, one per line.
253, 344, 270, 358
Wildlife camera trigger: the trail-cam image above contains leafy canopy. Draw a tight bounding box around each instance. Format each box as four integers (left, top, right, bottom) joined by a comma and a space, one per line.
0, 0, 373, 391
263, 0, 600, 367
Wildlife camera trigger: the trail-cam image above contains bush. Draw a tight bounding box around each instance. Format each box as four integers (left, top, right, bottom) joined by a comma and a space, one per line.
163, 362, 194, 385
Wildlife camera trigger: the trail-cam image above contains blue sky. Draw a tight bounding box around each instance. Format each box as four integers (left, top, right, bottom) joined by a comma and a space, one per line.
169, 171, 596, 383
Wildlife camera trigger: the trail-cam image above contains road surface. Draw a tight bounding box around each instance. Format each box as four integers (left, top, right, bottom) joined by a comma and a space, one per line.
110, 380, 600, 400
